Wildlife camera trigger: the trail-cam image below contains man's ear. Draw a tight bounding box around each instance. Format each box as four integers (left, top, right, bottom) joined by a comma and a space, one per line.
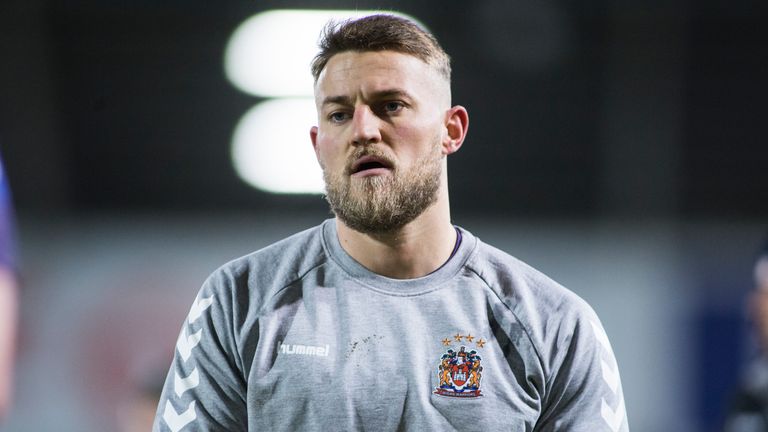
310, 126, 319, 152
442, 105, 469, 155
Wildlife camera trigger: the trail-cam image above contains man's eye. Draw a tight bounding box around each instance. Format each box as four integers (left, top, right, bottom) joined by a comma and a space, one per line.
383, 102, 404, 113
329, 112, 349, 123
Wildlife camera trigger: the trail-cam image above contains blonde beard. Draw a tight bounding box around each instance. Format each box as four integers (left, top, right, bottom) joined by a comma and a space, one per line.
322, 147, 443, 235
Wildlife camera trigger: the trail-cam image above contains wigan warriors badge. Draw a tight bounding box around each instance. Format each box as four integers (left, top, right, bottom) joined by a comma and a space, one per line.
434, 334, 484, 398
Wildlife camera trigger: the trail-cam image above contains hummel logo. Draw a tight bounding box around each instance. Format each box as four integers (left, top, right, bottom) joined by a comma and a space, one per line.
278, 341, 330, 357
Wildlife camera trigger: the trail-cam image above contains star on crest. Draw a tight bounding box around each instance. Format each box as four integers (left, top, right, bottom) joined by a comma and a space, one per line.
476, 338, 486, 348
454, 333, 463, 342
442, 338, 452, 346
465, 334, 474, 343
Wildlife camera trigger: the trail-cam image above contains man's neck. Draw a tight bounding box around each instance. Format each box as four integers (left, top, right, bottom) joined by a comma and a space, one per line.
335, 198, 457, 280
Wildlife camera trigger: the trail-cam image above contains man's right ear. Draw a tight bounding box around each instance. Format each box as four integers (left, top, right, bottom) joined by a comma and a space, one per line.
310, 126, 319, 152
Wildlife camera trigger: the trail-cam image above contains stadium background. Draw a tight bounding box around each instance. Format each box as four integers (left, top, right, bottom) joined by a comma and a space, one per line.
1, 0, 766, 430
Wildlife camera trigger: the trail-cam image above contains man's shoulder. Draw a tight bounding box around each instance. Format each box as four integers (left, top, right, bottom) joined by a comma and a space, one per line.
466, 237, 603, 366
204, 221, 329, 299
467, 239, 567, 298
467, 237, 598, 329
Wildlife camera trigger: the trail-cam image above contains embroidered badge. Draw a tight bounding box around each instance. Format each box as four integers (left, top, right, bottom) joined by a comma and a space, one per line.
434, 333, 484, 398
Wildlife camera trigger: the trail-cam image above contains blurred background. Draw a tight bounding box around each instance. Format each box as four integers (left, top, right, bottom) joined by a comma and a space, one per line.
1, 0, 767, 430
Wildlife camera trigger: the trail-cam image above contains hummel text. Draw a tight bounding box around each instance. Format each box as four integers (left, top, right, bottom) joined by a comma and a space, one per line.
278, 341, 330, 357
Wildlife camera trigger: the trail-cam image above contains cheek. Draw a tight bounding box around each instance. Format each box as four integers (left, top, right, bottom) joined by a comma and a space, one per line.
391, 123, 428, 147
316, 127, 348, 149
397, 127, 443, 159
314, 136, 347, 167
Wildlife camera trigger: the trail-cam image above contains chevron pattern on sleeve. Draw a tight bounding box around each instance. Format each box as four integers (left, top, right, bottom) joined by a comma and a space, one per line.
590, 321, 626, 432
162, 294, 214, 432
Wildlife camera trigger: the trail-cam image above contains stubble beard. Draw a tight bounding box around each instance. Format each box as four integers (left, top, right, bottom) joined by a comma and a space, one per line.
322, 144, 444, 235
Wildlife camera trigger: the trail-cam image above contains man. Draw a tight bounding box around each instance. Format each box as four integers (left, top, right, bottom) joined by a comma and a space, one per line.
724, 239, 768, 431
0, 154, 18, 420
154, 14, 628, 431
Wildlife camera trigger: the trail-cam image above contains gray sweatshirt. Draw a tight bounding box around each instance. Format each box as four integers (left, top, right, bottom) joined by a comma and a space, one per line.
153, 219, 628, 431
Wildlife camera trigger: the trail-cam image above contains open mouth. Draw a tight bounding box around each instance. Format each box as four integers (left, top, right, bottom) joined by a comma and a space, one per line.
350, 155, 393, 176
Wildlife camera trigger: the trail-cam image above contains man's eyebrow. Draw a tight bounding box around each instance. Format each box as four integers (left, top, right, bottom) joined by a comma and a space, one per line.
321, 89, 413, 107
321, 95, 353, 107
369, 89, 412, 101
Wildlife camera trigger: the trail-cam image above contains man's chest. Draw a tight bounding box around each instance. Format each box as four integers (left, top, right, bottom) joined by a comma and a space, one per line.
243, 285, 543, 430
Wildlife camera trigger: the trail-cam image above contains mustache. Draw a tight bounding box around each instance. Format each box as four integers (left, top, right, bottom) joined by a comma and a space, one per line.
345, 148, 396, 175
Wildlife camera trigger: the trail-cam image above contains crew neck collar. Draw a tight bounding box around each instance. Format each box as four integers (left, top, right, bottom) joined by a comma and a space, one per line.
320, 218, 476, 296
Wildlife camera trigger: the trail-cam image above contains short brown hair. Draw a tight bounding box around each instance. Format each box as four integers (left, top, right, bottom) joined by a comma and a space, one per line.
310, 14, 451, 83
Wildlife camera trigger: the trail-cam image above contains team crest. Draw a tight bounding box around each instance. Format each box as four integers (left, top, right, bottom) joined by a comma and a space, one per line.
434, 334, 484, 398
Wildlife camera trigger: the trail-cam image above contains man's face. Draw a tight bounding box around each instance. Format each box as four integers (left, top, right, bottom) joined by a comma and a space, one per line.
310, 50, 451, 234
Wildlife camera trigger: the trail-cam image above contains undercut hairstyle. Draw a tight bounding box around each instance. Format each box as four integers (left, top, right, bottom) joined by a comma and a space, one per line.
311, 14, 451, 83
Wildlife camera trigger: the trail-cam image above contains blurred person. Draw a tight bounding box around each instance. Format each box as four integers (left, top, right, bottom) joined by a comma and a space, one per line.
154, 14, 628, 431
0, 153, 18, 420
724, 239, 768, 432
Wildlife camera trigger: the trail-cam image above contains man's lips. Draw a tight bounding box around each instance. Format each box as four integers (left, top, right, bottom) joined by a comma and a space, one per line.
349, 154, 394, 177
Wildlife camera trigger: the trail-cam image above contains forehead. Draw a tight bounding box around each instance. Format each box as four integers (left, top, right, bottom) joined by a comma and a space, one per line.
314, 50, 440, 100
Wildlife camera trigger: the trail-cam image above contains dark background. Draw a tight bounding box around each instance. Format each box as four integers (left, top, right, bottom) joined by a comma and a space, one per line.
1, 0, 765, 219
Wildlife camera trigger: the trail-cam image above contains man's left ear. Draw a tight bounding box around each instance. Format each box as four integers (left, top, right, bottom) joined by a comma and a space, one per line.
442, 105, 469, 155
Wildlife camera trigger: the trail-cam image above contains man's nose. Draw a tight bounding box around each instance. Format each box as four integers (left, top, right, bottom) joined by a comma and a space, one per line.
351, 105, 382, 146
